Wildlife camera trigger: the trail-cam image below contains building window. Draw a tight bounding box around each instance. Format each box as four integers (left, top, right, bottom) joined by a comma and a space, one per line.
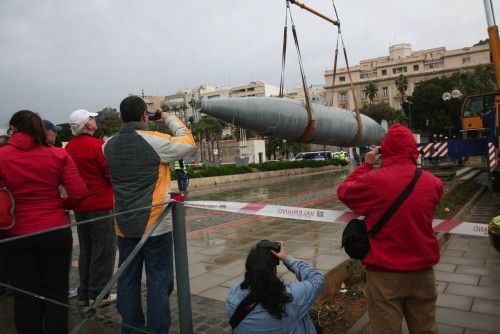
382, 87, 388, 97
340, 91, 348, 102
381, 69, 387, 75
362, 90, 367, 99
339, 76, 346, 82
360, 70, 377, 79
392, 66, 408, 74
425, 61, 444, 70
462, 57, 471, 64
413, 64, 419, 71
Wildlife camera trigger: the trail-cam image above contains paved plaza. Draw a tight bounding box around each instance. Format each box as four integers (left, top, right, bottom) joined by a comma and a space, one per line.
1, 170, 500, 333
354, 188, 500, 334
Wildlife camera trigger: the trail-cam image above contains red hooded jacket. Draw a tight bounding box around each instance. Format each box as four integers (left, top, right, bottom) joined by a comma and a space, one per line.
337, 124, 443, 271
0, 132, 88, 236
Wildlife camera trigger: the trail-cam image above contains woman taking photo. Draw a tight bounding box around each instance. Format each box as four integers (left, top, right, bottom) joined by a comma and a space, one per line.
226, 240, 324, 333
0, 110, 87, 334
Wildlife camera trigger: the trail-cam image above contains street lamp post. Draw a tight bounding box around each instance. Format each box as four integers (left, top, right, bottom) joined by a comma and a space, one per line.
405, 100, 413, 130
283, 140, 287, 160
442, 89, 462, 137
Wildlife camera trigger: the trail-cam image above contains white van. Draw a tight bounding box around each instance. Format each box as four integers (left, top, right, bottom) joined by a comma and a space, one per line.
293, 151, 332, 161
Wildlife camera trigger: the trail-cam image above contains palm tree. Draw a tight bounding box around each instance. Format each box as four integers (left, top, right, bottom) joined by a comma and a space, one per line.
181, 103, 188, 122
395, 74, 409, 106
365, 82, 378, 109
161, 103, 171, 114
193, 117, 224, 161
265, 137, 283, 160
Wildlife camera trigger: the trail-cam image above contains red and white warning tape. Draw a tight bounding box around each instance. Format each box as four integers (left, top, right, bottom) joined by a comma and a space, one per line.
184, 200, 489, 237
488, 142, 497, 172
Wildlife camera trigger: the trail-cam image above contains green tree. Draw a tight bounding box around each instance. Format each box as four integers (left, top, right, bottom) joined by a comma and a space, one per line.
265, 137, 282, 160
365, 81, 378, 109
161, 103, 171, 113
360, 102, 401, 124
57, 123, 73, 142
409, 65, 495, 137
265, 137, 310, 160
95, 113, 122, 138
98, 107, 118, 119
395, 74, 409, 106
193, 116, 225, 161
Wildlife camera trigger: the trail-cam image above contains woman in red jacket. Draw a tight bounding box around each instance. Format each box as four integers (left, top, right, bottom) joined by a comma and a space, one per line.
0, 110, 88, 334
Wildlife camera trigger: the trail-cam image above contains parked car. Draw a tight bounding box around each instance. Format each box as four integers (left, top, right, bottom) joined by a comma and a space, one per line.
292, 151, 332, 161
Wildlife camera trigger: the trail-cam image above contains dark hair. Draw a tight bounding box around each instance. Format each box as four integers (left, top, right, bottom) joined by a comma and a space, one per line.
9, 110, 48, 146
241, 246, 292, 319
120, 96, 147, 122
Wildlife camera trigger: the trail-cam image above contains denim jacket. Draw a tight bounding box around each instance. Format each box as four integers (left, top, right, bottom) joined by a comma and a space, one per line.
226, 256, 324, 333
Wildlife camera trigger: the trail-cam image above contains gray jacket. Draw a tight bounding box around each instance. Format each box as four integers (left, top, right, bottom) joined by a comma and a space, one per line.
103, 116, 195, 237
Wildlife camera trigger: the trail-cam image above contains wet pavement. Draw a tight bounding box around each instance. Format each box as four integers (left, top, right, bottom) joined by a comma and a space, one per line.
354, 187, 500, 334
2, 168, 499, 333
0, 169, 350, 333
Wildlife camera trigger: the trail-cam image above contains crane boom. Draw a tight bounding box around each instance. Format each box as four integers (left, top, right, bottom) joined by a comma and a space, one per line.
484, 0, 500, 89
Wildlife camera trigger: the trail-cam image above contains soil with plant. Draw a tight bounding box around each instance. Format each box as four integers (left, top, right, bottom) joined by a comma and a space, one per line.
311, 260, 366, 333
311, 176, 482, 334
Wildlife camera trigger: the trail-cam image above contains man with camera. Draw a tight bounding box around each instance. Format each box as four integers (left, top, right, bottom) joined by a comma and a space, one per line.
226, 240, 324, 333
104, 96, 195, 334
337, 123, 443, 333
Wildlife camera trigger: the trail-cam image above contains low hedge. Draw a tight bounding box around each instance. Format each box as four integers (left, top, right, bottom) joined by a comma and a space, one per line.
173, 165, 253, 179
252, 158, 348, 172
172, 158, 348, 179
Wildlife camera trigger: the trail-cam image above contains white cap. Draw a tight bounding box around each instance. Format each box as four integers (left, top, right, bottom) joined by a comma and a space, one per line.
69, 109, 98, 126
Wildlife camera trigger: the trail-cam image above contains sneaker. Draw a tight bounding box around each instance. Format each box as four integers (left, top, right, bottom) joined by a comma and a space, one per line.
68, 288, 78, 299
90, 293, 117, 307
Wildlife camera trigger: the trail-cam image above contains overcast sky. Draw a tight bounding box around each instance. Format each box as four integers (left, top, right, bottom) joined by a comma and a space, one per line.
0, 0, 498, 128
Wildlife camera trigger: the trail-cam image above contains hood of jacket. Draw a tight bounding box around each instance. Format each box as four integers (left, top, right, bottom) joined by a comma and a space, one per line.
7, 132, 39, 150
380, 123, 418, 166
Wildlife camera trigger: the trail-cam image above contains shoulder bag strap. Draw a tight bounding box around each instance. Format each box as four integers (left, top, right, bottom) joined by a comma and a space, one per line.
229, 293, 258, 330
368, 168, 422, 236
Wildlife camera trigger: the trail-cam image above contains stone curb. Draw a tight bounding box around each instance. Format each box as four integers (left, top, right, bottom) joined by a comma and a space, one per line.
345, 184, 488, 334
172, 165, 345, 190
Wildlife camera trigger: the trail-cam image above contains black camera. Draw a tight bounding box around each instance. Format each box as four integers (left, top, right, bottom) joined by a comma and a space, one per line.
256, 239, 281, 253
257, 240, 281, 265
148, 112, 162, 121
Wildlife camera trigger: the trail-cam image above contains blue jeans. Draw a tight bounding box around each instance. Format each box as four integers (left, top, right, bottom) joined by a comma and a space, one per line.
117, 233, 174, 334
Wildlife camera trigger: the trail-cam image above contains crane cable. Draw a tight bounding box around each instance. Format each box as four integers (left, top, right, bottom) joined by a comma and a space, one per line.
279, 0, 316, 142
330, 0, 363, 147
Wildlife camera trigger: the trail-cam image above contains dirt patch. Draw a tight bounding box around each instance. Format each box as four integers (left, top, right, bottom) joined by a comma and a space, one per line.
312, 281, 366, 333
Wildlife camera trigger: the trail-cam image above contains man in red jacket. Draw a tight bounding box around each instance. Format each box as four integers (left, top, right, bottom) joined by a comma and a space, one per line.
337, 123, 443, 333
65, 109, 117, 307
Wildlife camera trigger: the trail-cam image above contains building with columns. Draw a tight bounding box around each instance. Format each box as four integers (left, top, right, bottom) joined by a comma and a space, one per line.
324, 42, 491, 110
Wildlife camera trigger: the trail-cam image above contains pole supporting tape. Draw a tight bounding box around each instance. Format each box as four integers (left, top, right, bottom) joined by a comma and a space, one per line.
185, 200, 489, 238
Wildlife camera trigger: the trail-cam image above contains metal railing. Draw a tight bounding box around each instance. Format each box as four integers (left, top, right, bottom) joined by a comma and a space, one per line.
0, 199, 193, 334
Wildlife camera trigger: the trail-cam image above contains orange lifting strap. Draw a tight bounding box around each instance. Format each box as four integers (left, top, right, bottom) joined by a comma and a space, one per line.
283, 0, 363, 146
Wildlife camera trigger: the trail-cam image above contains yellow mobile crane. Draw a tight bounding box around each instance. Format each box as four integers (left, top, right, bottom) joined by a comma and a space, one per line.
448, 0, 500, 191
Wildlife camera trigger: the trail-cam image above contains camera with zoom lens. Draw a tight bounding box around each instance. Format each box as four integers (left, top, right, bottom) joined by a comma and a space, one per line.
148, 112, 162, 121
256, 239, 281, 253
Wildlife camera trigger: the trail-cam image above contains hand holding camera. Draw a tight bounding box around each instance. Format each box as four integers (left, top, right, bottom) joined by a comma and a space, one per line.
365, 146, 381, 165
257, 239, 288, 263
271, 241, 288, 262
148, 111, 162, 121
